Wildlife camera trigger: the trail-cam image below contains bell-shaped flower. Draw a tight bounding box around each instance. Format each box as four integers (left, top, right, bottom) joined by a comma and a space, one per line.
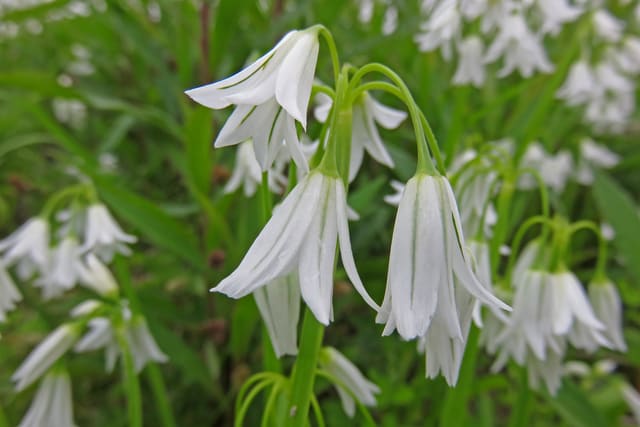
518, 143, 573, 193
318, 347, 380, 417
588, 279, 626, 352
484, 12, 554, 78
557, 60, 597, 106
17, 371, 75, 427
212, 171, 379, 325
536, 0, 582, 35
12, 324, 80, 391
184, 28, 319, 128
253, 273, 300, 357
452, 36, 486, 87
77, 253, 119, 297
215, 99, 309, 172
593, 9, 624, 43
224, 141, 287, 197
315, 92, 405, 181
34, 236, 84, 300
74, 302, 167, 373
81, 204, 136, 261
376, 174, 509, 343
574, 138, 620, 185
0, 217, 49, 280
0, 264, 21, 322
414, 0, 461, 60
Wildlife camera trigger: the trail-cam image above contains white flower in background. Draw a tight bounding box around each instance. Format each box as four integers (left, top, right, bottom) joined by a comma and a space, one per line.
518, 143, 572, 192
452, 36, 486, 87
0, 264, 21, 322
415, 0, 461, 60
621, 383, 640, 426
574, 138, 620, 185
484, 12, 554, 78
358, 0, 374, 24
593, 9, 624, 42
213, 99, 309, 172
319, 347, 380, 417
212, 172, 380, 325
557, 60, 597, 106
315, 92, 405, 181
468, 240, 493, 326
376, 174, 509, 383
601, 222, 615, 241
12, 324, 79, 391
185, 28, 319, 128
81, 204, 136, 261
609, 37, 640, 74
75, 306, 167, 373
0, 217, 49, 280
383, 180, 405, 206
460, 0, 487, 20
526, 346, 565, 395
536, 0, 582, 35
253, 274, 300, 357
588, 279, 626, 351
77, 253, 119, 296
224, 141, 286, 196
382, 4, 398, 35
52, 98, 88, 130
34, 236, 83, 300
18, 371, 75, 427
584, 63, 635, 132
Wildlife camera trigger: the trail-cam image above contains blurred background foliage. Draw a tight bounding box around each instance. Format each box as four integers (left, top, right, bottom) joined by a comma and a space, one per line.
1, 0, 639, 426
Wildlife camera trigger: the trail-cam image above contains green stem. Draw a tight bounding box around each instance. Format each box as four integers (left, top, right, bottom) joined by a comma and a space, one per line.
116, 328, 143, 427
503, 216, 550, 286
316, 25, 340, 83
285, 309, 325, 427
507, 367, 533, 427
260, 172, 273, 223
146, 363, 178, 427
319, 66, 350, 179
0, 402, 8, 427
569, 220, 608, 278
490, 178, 515, 277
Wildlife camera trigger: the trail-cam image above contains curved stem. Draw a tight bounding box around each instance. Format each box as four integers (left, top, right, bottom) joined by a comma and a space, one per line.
309, 395, 326, 427
236, 377, 276, 427
316, 25, 340, 84
569, 220, 608, 279
40, 184, 91, 219
503, 216, 552, 286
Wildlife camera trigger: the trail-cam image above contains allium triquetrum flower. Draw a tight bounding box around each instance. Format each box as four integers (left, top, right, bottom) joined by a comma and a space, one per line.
212, 171, 379, 325
17, 371, 76, 427
0, 217, 49, 280
81, 204, 136, 261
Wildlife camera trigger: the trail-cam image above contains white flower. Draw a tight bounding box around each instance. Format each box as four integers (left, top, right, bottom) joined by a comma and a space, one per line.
588, 279, 626, 352
75, 308, 167, 373
18, 371, 76, 427
213, 99, 309, 172
452, 36, 486, 87
484, 12, 554, 78
536, 0, 582, 35
77, 253, 119, 296
460, 0, 487, 20
383, 180, 405, 206
81, 204, 136, 261
575, 138, 620, 185
593, 9, 624, 43
319, 347, 380, 418
621, 383, 640, 426
185, 28, 319, 128
382, 5, 398, 35
0, 217, 49, 280
358, 0, 374, 24
253, 274, 300, 357
526, 346, 565, 395
518, 143, 572, 192
315, 92, 405, 182
468, 240, 493, 327
12, 324, 79, 391
212, 172, 379, 325
375, 174, 509, 383
414, 0, 461, 60
0, 264, 21, 322
609, 37, 640, 75
224, 141, 286, 196
34, 236, 83, 299
557, 60, 597, 106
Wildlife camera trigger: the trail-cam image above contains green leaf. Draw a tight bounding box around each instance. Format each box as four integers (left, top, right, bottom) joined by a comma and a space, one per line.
593, 171, 640, 282
545, 381, 608, 427
92, 174, 206, 272
183, 106, 213, 195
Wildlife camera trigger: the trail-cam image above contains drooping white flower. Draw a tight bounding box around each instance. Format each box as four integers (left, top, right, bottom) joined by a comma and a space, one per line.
518, 143, 573, 192
536, 0, 582, 35
358, 0, 374, 24
588, 279, 626, 352
460, 0, 487, 20
452, 36, 486, 87
315, 92, 405, 182
0, 264, 21, 322
18, 371, 75, 427
77, 253, 119, 297
213, 99, 309, 172
74, 305, 167, 373
375, 174, 509, 377
81, 204, 136, 261
184, 28, 319, 128
609, 37, 640, 75
593, 9, 624, 43
525, 346, 565, 395
484, 12, 554, 78
557, 60, 597, 106
212, 172, 379, 325
319, 347, 380, 418
34, 236, 83, 300
12, 324, 79, 391
0, 217, 49, 280
382, 4, 398, 35
224, 141, 286, 196
253, 274, 300, 357
574, 138, 620, 185
383, 180, 405, 206
415, 0, 461, 60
